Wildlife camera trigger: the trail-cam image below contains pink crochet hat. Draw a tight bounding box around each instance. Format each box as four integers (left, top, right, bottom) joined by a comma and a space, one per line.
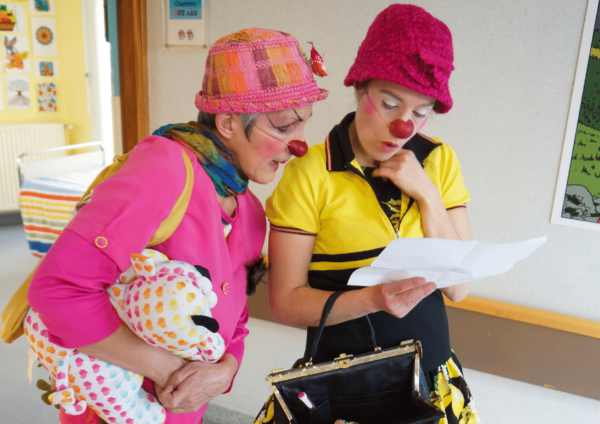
196, 28, 328, 114
344, 4, 454, 114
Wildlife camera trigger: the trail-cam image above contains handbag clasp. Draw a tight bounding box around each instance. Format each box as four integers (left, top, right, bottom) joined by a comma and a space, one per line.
335, 353, 353, 369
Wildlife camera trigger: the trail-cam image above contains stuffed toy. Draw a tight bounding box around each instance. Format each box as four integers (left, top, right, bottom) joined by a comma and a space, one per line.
24, 249, 225, 424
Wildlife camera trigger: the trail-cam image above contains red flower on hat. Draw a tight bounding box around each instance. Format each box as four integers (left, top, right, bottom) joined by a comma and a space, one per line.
402, 49, 454, 91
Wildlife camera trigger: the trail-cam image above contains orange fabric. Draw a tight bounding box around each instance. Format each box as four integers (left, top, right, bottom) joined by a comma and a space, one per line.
19, 190, 81, 202
225, 52, 248, 94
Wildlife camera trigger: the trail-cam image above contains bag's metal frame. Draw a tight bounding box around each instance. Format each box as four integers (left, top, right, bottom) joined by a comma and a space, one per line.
266, 340, 429, 422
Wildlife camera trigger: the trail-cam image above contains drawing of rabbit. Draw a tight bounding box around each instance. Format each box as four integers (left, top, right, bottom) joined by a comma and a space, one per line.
4, 36, 28, 70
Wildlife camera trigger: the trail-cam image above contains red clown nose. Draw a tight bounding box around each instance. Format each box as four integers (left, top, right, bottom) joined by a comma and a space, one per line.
287, 140, 308, 157
389, 119, 414, 139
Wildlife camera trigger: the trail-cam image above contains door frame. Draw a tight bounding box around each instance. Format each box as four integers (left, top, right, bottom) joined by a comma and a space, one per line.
116, 0, 149, 153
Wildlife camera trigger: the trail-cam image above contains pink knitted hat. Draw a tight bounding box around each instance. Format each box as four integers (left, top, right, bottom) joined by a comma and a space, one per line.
196, 28, 328, 114
344, 4, 454, 114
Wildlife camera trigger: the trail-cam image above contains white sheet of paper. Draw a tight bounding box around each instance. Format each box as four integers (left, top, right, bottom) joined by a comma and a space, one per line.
347, 236, 547, 288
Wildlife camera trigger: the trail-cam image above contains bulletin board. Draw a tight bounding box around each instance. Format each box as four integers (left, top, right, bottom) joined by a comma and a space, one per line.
0, 0, 58, 112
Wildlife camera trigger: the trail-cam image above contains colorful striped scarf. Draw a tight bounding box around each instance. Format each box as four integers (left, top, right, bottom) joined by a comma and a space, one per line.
153, 122, 248, 197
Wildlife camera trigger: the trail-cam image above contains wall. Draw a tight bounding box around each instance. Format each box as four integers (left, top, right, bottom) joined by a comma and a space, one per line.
0, 0, 90, 145
147, 0, 600, 323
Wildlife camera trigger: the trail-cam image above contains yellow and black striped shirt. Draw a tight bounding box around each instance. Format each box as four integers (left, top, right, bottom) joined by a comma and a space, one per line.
266, 112, 471, 370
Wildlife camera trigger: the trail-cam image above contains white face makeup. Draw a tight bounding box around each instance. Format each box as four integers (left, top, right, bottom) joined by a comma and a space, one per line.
351, 80, 435, 166
248, 109, 311, 157
230, 104, 313, 185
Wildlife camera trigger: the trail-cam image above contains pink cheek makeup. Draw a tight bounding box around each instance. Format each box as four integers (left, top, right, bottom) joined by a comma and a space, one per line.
363, 94, 377, 116
251, 124, 308, 157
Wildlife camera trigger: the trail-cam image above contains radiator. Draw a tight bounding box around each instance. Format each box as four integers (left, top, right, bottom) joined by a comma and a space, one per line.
0, 123, 67, 212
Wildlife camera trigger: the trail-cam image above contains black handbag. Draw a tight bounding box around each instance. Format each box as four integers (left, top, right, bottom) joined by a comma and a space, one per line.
266, 291, 445, 424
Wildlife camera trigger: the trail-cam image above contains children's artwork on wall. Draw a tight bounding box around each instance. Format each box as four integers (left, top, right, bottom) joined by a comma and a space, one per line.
0, 5, 15, 31
552, 0, 600, 231
29, 0, 54, 15
31, 17, 56, 56
0, 4, 26, 32
3, 34, 30, 73
6, 74, 30, 109
37, 81, 56, 112
33, 58, 58, 77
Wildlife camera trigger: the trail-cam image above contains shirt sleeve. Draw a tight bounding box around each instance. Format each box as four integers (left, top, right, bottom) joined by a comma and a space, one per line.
27, 230, 123, 348
265, 153, 322, 235
67, 136, 188, 271
222, 303, 249, 394
27, 136, 190, 347
425, 143, 471, 209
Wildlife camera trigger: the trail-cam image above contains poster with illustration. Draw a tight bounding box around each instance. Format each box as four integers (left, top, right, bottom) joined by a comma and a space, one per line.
31, 17, 56, 56
34, 58, 58, 77
3, 34, 30, 73
29, 0, 54, 15
6, 74, 30, 109
38, 82, 56, 112
0, 4, 27, 32
552, 0, 600, 230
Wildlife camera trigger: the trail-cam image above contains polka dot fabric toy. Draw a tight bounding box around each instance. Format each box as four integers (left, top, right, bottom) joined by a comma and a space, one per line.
24, 249, 225, 424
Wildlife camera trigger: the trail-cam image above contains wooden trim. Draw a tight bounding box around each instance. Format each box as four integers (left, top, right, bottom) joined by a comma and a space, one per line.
117, 0, 149, 153
444, 295, 600, 339
248, 284, 600, 399
446, 307, 600, 400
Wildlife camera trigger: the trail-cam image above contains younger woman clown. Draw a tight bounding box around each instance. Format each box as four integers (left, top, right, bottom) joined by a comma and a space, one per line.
264, 5, 481, 424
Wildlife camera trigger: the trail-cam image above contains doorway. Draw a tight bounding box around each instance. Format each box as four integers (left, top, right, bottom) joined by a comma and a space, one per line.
82, 0, 115, 160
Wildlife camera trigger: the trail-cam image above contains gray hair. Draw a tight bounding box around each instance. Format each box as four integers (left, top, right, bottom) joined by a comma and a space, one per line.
197, 111, 259, 138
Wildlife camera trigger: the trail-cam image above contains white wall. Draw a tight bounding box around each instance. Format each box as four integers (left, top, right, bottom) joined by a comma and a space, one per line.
147, 0, 600, 322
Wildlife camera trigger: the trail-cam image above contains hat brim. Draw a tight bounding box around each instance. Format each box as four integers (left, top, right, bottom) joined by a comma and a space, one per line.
196, 87, 329, 114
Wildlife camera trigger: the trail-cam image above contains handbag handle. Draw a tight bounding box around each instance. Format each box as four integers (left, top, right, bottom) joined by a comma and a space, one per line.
308, 291, 379, 364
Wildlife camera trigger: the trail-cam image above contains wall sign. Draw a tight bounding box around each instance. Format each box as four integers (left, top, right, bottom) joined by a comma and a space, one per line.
163, 0, 208, 49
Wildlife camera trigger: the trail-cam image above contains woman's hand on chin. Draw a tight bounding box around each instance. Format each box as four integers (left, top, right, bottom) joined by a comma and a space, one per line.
372, 149, 437, 202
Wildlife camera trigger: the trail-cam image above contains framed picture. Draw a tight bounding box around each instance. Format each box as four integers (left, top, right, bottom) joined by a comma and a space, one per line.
29, 0, 54, 15
31, 17, 57, 56
3, 34, 30, 73
0, 4, 27, 33
551, 0, 600, 230
6, 74, 30, 109
38, 82, 56, 112
163, 0, 209, 49
34, 58, 59, 77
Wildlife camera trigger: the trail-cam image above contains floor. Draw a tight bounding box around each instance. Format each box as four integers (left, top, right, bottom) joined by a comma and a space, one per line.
1, 224, 599, 423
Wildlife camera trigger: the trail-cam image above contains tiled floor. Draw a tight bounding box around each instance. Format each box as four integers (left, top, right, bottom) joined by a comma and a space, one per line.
2, 224, 599, 423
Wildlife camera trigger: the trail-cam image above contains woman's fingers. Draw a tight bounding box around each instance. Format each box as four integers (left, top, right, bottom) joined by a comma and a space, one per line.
164, 363, 196, 389
155, 357, 238, 414
377, 277, 436, 318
